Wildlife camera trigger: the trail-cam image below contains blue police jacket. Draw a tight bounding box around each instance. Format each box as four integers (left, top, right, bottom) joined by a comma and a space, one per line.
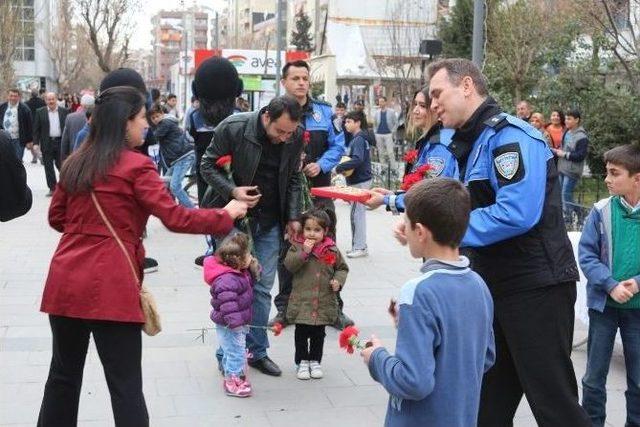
302, 99, 345, 180
455, 111, 578, 294
384, 127, 457, 212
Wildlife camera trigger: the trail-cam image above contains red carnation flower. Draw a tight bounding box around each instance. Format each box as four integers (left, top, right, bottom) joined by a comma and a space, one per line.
303, 130, 311, 145
400, 163, 435, 191
215, 155, 233, 174
400, 172, 421, 191
321, 252, 337, 266
415, 164, 433, 175
271, 322, 284, 336
339, 325, 362, 354
403, 149, 418, 164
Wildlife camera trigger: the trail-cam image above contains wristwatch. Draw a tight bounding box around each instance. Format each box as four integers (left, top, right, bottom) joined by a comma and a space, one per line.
388, 194, 399, 216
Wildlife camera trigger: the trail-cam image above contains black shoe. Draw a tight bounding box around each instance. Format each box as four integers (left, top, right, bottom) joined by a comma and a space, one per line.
143, 257, 159, 274
194, 255, 206, 268
248, 356, 282, 376
332, 312, 355, 330
267, 311, 288, 327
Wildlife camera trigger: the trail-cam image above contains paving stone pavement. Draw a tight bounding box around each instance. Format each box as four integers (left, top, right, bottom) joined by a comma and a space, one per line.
0, 161, 629, 426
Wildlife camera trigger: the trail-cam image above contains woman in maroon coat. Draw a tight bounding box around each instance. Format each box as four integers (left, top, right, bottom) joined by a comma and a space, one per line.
37, 86, 247, 427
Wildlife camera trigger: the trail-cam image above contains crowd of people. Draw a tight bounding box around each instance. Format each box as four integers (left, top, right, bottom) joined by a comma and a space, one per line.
0, 55, 637, 427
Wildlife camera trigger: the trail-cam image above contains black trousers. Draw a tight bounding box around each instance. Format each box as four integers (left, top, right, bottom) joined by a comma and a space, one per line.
38, 315, 148, 427
42, 141, 61, 191
478, 282, 591, 427
294, 324, 326, 364
194, 141, 208, 204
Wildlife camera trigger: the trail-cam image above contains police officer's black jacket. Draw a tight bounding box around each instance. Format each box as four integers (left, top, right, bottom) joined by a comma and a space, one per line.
451, 97, 579, 295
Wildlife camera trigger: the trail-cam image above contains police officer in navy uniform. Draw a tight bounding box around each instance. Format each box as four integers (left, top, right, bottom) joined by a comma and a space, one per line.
406, 58, 589, 426
271, 60, 353, 329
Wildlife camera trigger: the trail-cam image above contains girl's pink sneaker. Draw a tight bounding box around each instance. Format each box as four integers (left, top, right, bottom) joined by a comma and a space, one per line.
223, 375, 252, 398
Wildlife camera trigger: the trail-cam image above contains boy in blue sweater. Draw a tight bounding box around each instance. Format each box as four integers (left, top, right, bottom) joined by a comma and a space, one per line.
335, 110, 372, 258
578, 144, 640, 427
361, 177, 495, 427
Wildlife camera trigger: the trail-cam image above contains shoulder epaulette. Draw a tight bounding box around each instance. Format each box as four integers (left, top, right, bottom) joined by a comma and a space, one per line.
483, 113, 508, 131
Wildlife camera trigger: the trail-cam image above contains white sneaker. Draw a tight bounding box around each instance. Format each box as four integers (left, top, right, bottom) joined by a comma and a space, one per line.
297, 360, 310, 380
309, 361, 323, 379
347, 249, 368, 258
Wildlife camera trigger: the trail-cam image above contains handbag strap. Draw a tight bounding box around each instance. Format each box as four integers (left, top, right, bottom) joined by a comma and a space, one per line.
90, 191, 141, 287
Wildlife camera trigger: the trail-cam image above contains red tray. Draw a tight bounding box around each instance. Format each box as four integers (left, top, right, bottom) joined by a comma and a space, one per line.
311, 186, 372, 203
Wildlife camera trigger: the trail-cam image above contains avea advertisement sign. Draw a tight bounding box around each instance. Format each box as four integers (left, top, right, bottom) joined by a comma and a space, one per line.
222, 49, 285, 75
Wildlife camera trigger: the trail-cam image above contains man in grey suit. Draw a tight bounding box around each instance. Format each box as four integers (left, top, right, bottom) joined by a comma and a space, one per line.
60, 94, 94, 162
34, 93, 69, 196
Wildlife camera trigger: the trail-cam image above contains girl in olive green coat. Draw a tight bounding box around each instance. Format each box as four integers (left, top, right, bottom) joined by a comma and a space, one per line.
284, 209, 349, 380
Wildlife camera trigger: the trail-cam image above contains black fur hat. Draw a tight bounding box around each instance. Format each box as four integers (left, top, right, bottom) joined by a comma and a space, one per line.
99, 68, 147, 95
192, 57, 243, 101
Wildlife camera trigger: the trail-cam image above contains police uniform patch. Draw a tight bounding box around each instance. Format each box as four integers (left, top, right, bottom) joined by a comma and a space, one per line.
494, 152, 519, 180
313, 110, 322, 123
427, 157, 446, 177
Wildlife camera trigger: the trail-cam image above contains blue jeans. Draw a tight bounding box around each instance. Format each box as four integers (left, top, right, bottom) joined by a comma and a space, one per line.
216, 325, 248, 376
216, 223, 282, 362
166, 152, 195, 208
559, 173, 579, 221
581, 307, 640, 427
10, 138, 23, 161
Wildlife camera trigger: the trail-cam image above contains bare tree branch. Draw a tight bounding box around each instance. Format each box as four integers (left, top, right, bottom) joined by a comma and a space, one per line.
0, 1, 22, 93
581, 0, 640, 94
74, 0, 139, 73
47, 0, 90, 92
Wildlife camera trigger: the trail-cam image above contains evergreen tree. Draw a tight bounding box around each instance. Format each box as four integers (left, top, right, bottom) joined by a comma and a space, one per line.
291, 8, 314, 52
437, 0, 474, 59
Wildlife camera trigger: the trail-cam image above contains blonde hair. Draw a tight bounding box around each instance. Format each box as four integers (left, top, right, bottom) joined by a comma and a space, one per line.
530, 112, 546, 127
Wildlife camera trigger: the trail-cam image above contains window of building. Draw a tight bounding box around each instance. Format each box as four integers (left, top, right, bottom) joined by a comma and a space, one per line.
13, 0, 35, 62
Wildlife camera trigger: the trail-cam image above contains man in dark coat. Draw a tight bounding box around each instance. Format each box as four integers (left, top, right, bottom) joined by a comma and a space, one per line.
60, 94, 94, 162
34, 92, 69, 196
0, 88, 33, 161
200, 95, 304, 377
0, 130, 32, 221
25, 89, 46, 163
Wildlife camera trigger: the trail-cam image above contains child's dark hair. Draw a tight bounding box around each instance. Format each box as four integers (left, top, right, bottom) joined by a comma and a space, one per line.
566, 108, 581, 121
344, 110, 365, 126
300, 207, 336, 239
149, 103, 167, 116
604, 144, 640, 175
215, 232, 250, 270
404, 178, 471, 248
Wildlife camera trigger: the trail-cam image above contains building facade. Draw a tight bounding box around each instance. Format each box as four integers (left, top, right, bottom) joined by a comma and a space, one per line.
150, 9, 209, 91
12, 0, 58, 93
217, 0, 276, 49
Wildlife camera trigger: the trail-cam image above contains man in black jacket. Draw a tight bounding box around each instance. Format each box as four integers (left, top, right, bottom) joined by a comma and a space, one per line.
200, 95, 304, 377
34, 93, 69, 196
25, 89, 45, 163
0, 88, 33, 161
0, 130, 32, 221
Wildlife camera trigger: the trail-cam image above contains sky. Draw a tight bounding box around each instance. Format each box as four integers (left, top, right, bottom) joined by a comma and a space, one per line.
131, 0, 225, 50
